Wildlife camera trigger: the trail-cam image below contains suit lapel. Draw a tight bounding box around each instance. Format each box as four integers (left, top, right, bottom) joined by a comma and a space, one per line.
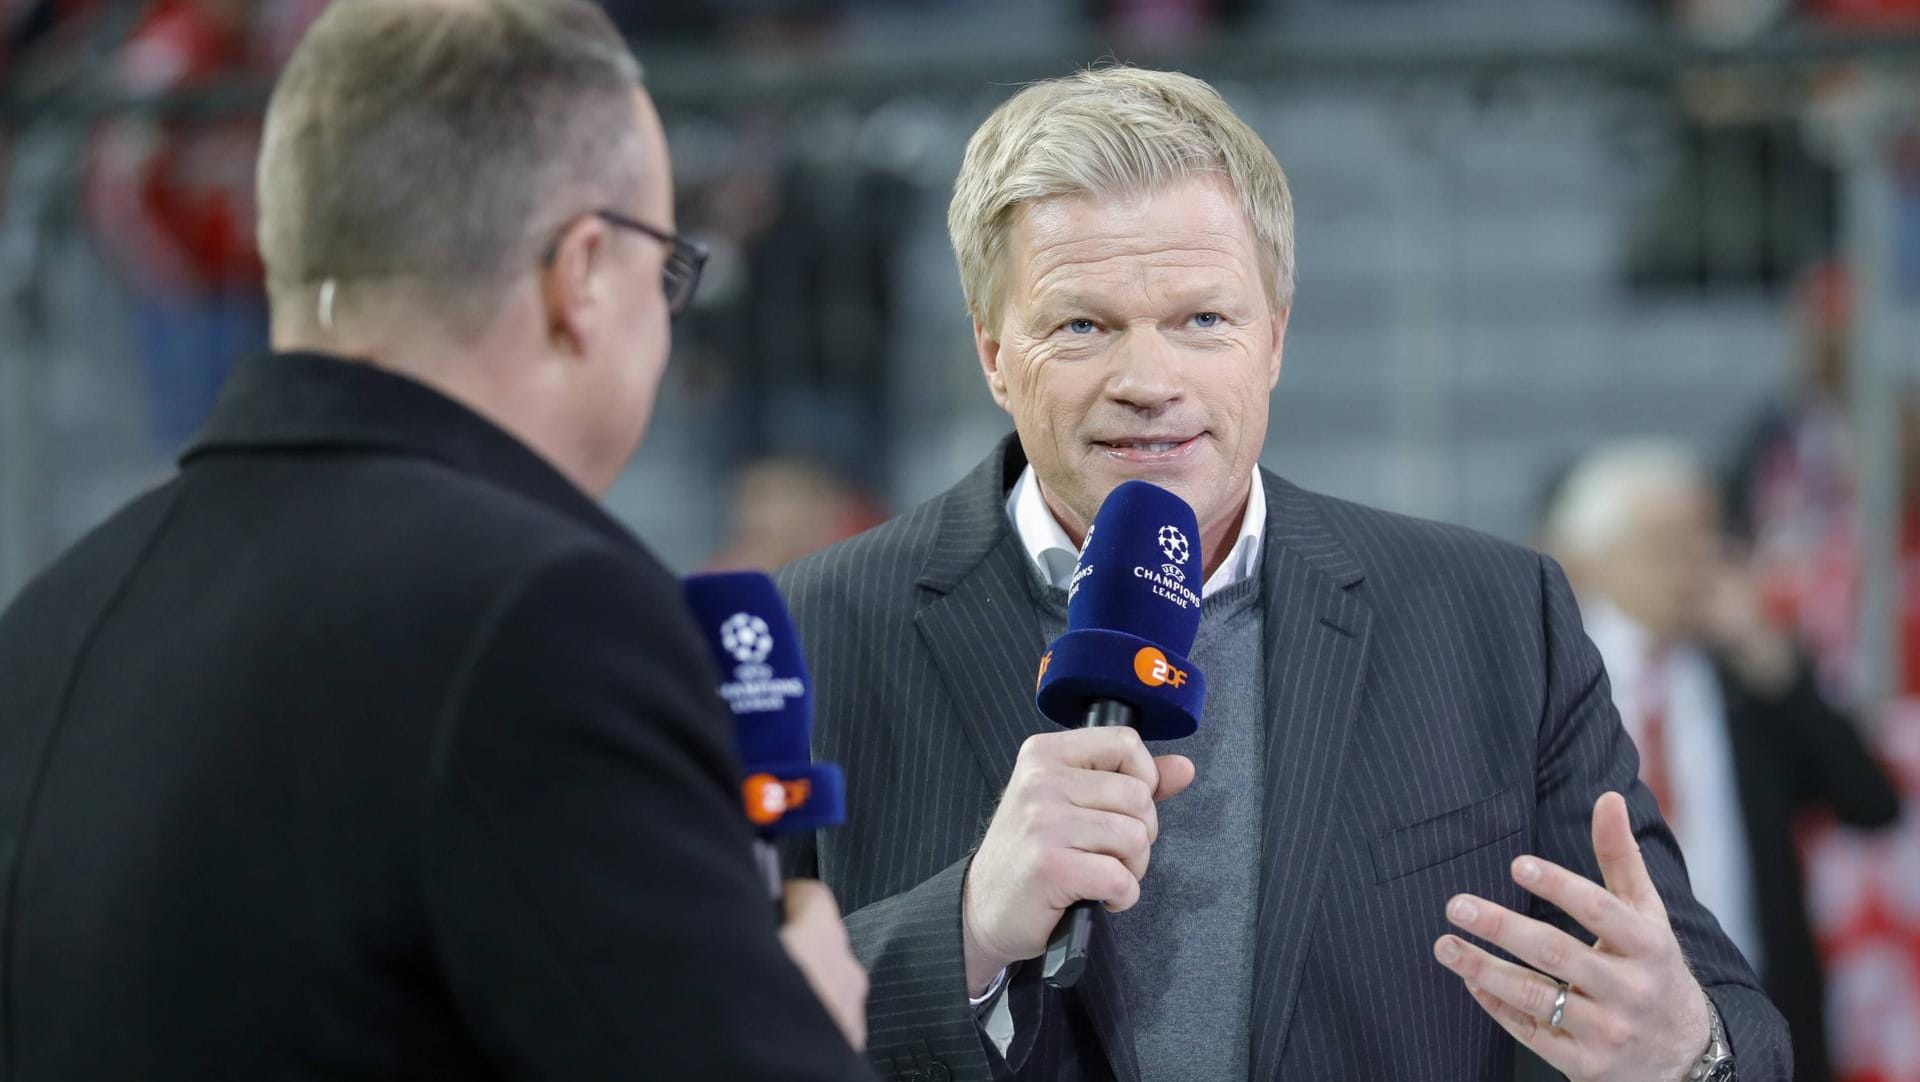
912, 436, 1141, 1082
913, 439, 1055, 787
914, 536, 1054, 786
1247, 476, 1374, 1081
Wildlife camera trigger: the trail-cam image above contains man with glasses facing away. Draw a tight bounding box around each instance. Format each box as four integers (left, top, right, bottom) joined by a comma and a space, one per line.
0, 1, 872, 1078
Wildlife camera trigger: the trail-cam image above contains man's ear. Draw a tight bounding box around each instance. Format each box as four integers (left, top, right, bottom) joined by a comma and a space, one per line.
539, 215, 611, 359
974, 316, 1012, 411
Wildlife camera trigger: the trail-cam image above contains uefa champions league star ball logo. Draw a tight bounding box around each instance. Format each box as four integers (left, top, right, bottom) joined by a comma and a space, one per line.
1158, 525, 1190, 566
721, 613, 774, 665
1157, 524, 1191, 583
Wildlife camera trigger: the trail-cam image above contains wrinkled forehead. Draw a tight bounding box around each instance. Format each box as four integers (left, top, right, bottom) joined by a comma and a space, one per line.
1005, 179, 1267, 300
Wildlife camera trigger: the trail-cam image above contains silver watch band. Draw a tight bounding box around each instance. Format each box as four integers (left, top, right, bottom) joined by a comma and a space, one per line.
1687, 997, 1735, 1082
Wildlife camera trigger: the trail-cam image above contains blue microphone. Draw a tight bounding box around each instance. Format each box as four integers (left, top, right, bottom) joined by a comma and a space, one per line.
682, 572, 846, 905
1034, 480, 1208, 987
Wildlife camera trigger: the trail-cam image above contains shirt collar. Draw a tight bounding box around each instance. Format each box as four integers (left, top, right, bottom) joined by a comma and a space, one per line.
1004, 464, 1266, 599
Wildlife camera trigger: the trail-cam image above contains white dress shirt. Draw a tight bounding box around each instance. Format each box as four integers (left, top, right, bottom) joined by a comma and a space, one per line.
1005, 465, 1266, 597
1582, 598, 1766, 974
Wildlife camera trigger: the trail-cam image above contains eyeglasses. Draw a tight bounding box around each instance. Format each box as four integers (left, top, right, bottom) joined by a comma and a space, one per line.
542, 209, 709, 317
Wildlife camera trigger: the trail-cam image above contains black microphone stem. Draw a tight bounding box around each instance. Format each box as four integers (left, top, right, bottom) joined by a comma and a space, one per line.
1042, 698, 1136, 989
754, 839, 784, 919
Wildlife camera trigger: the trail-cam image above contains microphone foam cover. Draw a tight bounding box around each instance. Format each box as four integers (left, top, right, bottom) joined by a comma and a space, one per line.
682, 571, 844, 833
1065, 480, 1203, 653
1035, 481, 1208, 741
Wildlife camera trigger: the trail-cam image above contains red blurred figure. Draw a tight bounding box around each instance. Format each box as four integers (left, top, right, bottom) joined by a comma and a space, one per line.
706, 457, 886, 573
84, 0, 321, 451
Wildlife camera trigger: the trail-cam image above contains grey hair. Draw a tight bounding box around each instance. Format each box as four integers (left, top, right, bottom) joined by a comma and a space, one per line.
1542, 439, 1709, 560
947, 65, 1295, 330
257, 0, 644, 326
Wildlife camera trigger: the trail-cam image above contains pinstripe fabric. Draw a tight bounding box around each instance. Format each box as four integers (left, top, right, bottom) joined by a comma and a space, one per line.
779, 436, 1790, 1082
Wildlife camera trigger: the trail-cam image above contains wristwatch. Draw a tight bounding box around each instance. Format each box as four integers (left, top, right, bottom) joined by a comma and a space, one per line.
1687, 997, 1735, 1082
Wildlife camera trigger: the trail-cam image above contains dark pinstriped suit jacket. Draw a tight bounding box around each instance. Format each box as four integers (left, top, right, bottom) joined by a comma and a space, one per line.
777, 436, 1790, 1082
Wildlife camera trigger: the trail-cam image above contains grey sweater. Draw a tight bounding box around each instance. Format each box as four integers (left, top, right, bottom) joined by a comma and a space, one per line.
1037, 576, 1267, 1080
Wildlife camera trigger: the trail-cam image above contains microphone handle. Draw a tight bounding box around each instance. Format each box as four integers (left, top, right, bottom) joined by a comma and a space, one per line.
1042, 698, 1137, 990
753, 838, 784, 918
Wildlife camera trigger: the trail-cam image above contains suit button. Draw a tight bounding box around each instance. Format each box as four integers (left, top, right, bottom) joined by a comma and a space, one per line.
927, 1064, 951, 1082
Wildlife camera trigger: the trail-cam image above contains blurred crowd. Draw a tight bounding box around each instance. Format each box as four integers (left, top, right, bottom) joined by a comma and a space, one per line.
1538, 262, 1918, 1082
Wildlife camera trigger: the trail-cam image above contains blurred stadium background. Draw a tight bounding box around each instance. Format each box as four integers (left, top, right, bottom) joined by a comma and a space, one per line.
5, 0, 1920, 1077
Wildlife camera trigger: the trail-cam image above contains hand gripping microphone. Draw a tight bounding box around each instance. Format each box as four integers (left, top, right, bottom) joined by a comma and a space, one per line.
682, 571, 846, 908
1033, 480, 1208, 988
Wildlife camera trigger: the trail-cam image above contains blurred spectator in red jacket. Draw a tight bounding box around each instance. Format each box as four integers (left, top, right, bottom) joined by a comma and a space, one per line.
83, 0, 319, 452
705, 457, 886, 573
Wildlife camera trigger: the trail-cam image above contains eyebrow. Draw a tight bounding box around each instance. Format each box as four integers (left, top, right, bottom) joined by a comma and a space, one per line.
1027, 287, 1242, 323
1026, 293, 1111, 321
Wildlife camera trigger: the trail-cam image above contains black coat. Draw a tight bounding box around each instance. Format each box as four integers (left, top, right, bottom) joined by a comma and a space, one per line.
0, 353, 873, 1081
1720, 660, 1902, 1082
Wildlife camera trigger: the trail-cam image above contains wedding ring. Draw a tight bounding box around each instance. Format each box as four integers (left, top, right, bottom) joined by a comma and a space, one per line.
1549, 981, 1568, 1029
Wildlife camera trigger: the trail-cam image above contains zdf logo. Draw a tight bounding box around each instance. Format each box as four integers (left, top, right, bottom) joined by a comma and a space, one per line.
1133, 646, 1189, 688
742, 773, 813, 825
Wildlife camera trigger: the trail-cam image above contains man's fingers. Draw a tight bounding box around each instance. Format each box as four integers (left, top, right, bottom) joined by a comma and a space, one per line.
1152, 754, 1195, 801
1464, 981, 1583, 1075
1592, 790, 1662, 913
1023, 727, 1160, 790
1060, 768, 1158, 834
1508, 854, 1662, 958
1042, 848, 1141, 913
781, 878, 842, 927
1059, 807, 1155, 879
1433, 935, 1586, 1038
1442, 893, 1619, 998
1437, 934, 1587, 1076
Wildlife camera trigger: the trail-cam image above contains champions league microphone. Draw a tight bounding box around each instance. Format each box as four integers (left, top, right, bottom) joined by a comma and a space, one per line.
1034, 480, 1208, 989
682, 572, 846, 907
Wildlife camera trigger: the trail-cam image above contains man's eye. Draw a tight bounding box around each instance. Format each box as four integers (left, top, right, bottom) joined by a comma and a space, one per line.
1192, 312, 1222, 329
1065, 319, 1097, 335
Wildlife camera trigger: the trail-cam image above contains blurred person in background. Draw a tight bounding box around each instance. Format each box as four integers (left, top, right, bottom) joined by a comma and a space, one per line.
779, 65, 1786, 1082
1, 0, 102, 76
1723, 261, 1869, 694
1726, 263, 1920, 701
2, 0, 105, 199
707, 456, 886, 573
1543, 439, 1902, 1082
0, 0, 873, 1077
81, 0, 315, 453
1728, 260, 1855, 567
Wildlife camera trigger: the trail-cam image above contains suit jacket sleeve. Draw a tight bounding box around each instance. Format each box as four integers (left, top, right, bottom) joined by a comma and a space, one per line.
1532, 556, 1792, 1079
835, 856, 1043, 1081
419, 547, 874, 1080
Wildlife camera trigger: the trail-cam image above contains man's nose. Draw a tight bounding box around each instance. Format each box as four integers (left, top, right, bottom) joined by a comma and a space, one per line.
1105, 325, 1183, 413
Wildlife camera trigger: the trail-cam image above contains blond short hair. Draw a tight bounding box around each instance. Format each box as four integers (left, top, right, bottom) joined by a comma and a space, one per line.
257, 0, 642, 325
947, 66, 1295, 329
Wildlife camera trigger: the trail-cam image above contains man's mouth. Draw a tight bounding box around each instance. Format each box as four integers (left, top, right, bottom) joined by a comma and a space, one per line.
1093, 435, 1202, 462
